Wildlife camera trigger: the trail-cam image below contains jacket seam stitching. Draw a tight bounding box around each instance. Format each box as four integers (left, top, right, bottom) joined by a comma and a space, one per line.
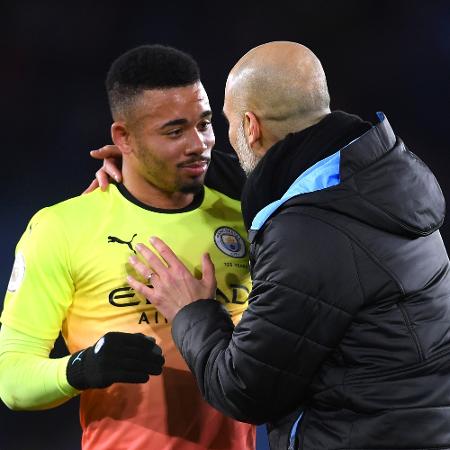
232, 340, 309, 378
340, 140, 442, 237
339, 346, 450, 384
396, 301, 425, 362
179, 311, 222, 362
348, 240, 368, 302
251, 278, 353, 316
284, 208, 405, 296
238, 308, 334, 350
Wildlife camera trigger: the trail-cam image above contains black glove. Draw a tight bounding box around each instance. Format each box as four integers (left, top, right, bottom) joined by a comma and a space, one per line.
66, 332, 164, 390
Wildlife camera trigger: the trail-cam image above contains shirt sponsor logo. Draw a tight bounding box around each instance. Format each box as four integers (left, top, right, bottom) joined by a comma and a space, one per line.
108, 283, 248, 325
214, 227, 246, 258
7, 252, 26, 292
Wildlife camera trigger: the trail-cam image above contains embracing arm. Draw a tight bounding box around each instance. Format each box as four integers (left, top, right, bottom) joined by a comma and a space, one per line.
169, 213, 365, 423
126, 214, 364, 423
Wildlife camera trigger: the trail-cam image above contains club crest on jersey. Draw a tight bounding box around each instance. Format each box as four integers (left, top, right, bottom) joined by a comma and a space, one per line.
214, 227, 246, 258
7, 252, 26, 292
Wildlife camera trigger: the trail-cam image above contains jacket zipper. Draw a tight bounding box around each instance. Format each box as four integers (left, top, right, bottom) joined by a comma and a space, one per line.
288, 412, 303, 450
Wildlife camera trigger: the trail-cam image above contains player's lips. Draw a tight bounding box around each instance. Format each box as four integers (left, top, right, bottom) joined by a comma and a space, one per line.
179, 159, 209, 176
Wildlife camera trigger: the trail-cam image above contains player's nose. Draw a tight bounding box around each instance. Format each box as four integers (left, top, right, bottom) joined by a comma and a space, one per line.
186, 128, 209, 155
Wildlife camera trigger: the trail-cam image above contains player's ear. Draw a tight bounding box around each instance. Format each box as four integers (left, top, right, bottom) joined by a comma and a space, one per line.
111, 122, 133, 155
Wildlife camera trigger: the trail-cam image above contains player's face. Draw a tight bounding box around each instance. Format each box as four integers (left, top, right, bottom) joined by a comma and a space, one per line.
127, 82, 215, 194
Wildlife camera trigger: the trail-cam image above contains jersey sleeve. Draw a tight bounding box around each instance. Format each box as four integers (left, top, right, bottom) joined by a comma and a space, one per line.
0, 325, 78, 410
1, 207, 74, 340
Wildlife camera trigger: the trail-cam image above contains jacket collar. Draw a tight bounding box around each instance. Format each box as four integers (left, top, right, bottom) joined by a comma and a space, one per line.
241, 111, 371, 234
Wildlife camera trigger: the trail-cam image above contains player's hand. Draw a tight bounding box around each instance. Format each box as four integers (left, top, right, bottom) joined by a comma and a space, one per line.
83, 145, 123, 194
127, 237, 217, 322
66, 332, 164, 390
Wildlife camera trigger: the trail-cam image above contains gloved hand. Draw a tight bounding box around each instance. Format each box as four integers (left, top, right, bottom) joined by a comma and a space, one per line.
66, 332, 164, 390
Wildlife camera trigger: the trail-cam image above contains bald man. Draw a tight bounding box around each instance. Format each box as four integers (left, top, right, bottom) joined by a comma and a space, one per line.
119, 42, 450, 449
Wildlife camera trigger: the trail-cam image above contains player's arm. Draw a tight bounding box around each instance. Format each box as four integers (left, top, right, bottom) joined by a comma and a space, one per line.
0, 209, 164, 411
0, 324, 164, 411
0, 324, 164, 410
0, 325, 76, 410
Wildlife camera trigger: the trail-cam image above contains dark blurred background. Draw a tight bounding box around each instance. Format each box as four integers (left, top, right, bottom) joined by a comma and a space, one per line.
1, 1, 449, 449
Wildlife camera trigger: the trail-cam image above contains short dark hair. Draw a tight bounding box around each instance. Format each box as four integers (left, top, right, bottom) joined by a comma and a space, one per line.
106, 44, 200, 119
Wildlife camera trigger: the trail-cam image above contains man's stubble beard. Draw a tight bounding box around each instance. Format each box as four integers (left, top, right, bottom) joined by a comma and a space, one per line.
236, 121, 261, 175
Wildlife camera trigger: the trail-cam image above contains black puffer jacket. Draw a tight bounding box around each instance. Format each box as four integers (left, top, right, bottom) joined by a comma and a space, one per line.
172, 112, 450, 449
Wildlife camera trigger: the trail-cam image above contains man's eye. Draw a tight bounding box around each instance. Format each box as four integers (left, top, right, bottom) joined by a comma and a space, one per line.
199, 121, 211, 131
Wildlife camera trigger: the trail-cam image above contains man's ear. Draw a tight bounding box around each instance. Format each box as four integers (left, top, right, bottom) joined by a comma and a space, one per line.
244, 112, 263, 154
111, 122, 133, 155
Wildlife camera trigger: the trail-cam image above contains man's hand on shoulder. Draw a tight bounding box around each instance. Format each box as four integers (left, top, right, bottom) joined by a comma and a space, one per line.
83, 145, 123, 194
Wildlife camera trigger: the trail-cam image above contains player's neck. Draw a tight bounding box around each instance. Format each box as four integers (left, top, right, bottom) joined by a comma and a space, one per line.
121, 172, 195, 210
122, 177, 195, 210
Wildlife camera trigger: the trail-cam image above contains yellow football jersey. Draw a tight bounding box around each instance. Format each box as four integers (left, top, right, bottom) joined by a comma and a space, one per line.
2, 184, 254, 450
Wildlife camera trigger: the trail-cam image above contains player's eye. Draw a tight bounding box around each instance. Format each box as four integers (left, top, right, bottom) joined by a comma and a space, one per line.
198, 120, 211, 131
165, 128, 183, 137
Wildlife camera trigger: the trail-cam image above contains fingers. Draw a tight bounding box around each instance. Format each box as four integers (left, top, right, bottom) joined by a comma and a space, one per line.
149, 237, 184, 269
134, 243, 168, 273
103, 158, 122, 183
105, 332, 165, 369
82, 178, 99, 194
96, 168, 110, 191
129, 254, 155, 282
91, 145, 123, 187
127, 274, 154, 301
90, 145, 122, 159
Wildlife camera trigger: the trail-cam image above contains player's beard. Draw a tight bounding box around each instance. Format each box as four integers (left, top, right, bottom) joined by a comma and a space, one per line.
236, 121, 261, 175
134, 145, 206, 195
179, 178, 205, 194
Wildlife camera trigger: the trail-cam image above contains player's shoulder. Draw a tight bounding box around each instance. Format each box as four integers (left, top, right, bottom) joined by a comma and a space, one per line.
46, 186, 112, 216
29, 186, 112, 229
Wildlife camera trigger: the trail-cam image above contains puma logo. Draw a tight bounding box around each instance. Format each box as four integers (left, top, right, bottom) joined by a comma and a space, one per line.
108, 233, 137, 254
72, 350, 85, 365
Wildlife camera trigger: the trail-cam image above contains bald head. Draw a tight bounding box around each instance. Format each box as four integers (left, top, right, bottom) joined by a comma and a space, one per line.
225, 41, 330, 143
